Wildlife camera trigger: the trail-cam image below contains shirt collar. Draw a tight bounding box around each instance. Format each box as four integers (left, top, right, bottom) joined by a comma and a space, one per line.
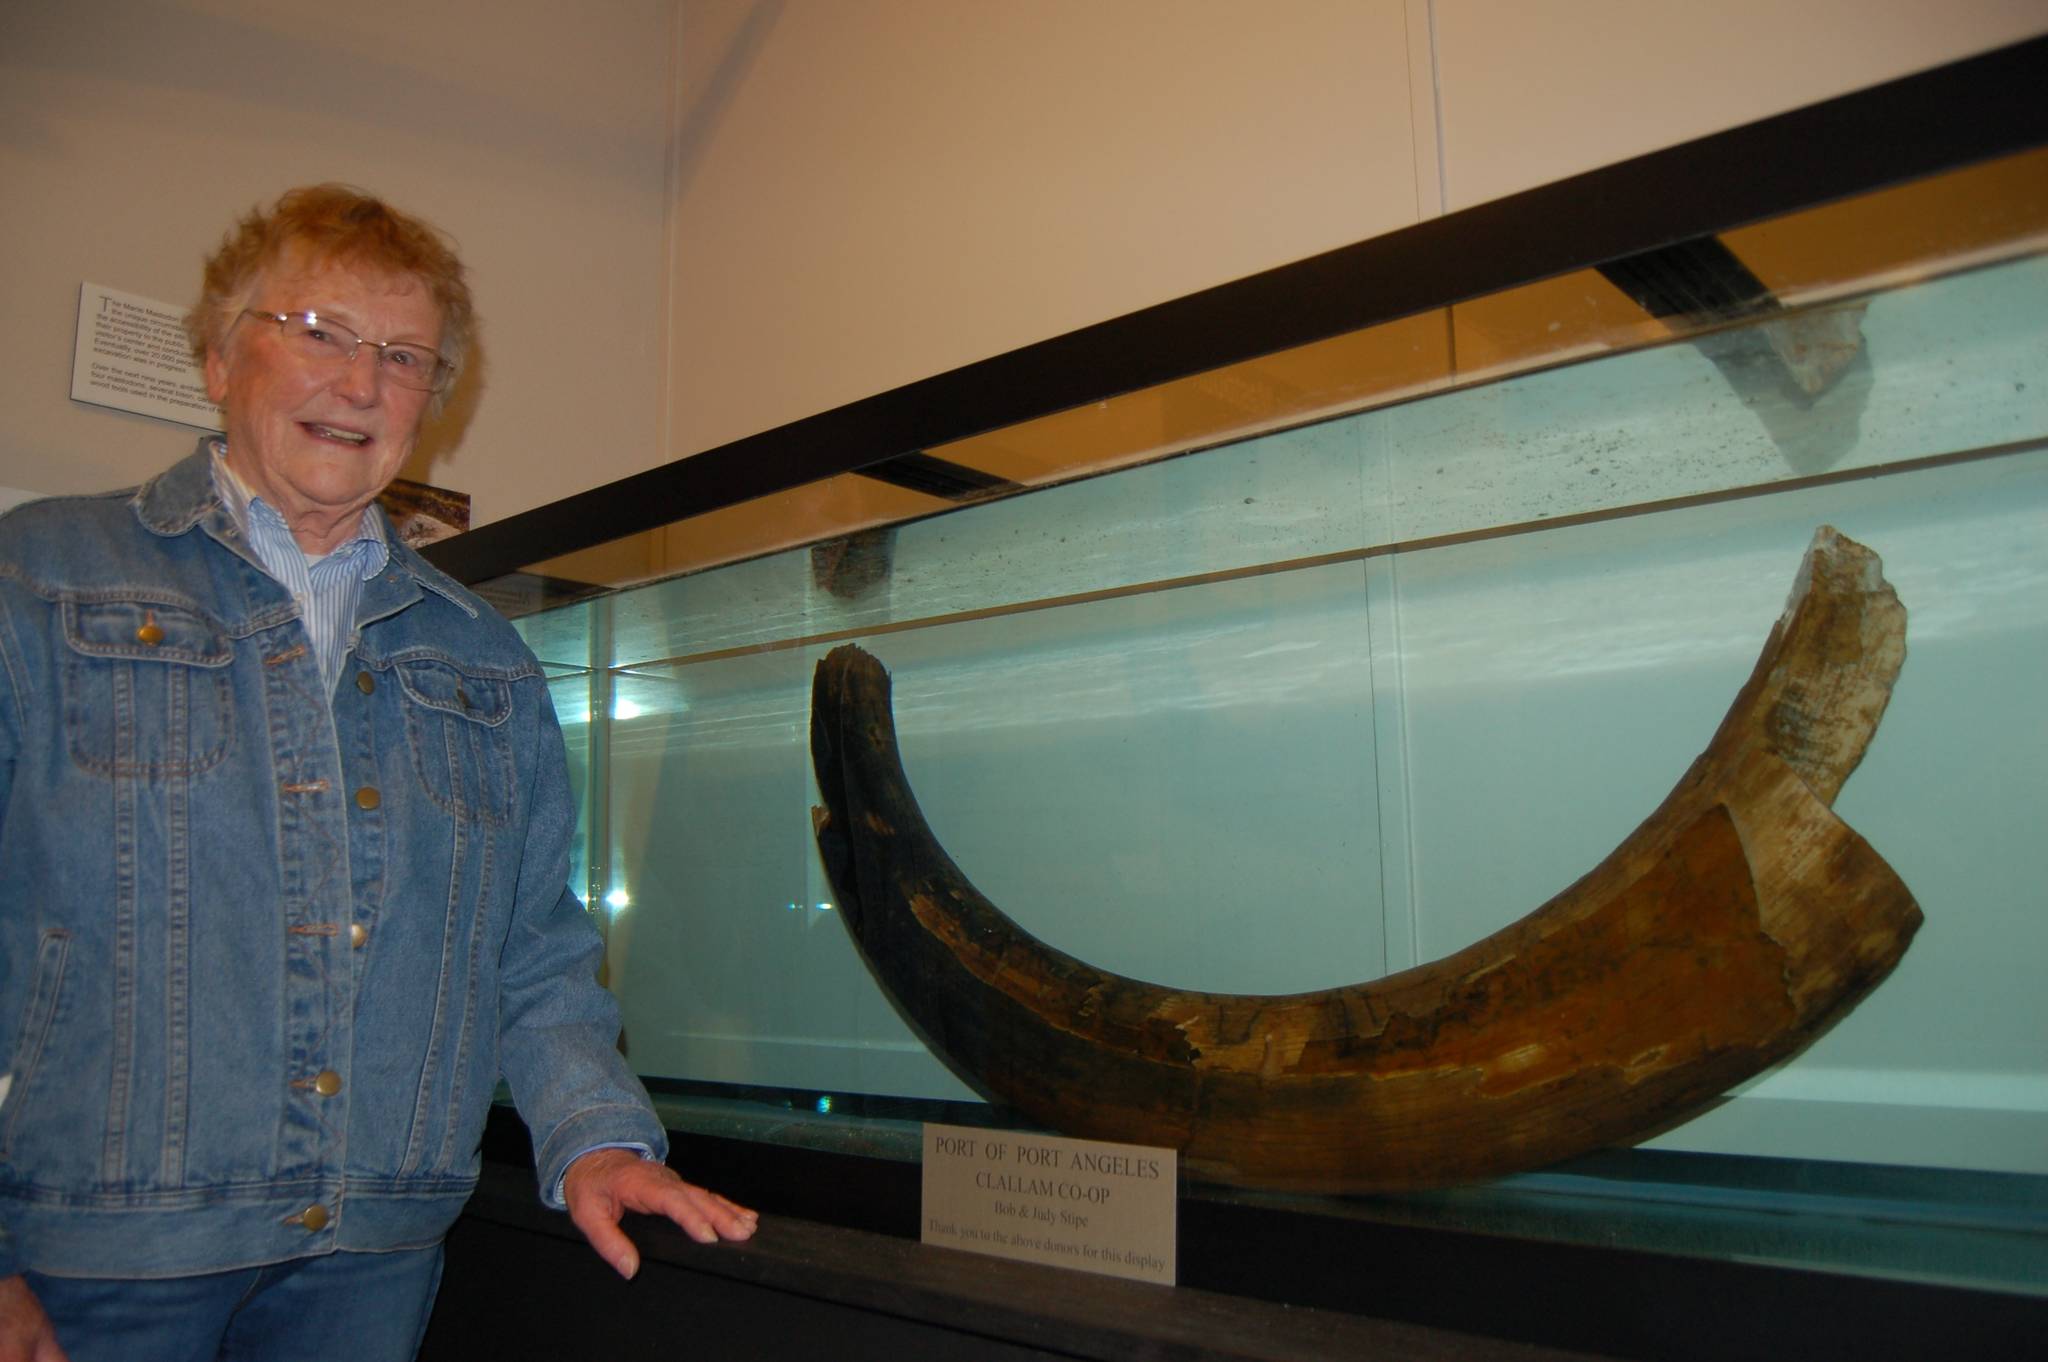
207, 438, 390, 577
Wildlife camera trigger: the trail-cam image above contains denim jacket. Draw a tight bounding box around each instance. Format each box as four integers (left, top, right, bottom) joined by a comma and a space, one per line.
0, 449, 666, 1278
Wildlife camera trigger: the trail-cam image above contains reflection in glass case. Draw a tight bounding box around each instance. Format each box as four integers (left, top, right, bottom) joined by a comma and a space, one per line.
475, 135, 2048, 1301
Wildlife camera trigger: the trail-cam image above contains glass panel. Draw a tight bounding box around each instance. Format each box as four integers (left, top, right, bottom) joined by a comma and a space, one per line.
499, 152, 2048, 1293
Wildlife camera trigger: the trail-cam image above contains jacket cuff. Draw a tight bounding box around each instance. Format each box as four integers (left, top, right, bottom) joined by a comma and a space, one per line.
531, 1103, 670, 1209
550, 1142, 658, 1204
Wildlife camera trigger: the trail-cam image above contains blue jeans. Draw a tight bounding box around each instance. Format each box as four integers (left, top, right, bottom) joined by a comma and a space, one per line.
25, 1243, 444, 1362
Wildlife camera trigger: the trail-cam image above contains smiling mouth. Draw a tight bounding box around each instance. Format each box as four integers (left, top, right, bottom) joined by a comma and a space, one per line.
305, 422, 372, 445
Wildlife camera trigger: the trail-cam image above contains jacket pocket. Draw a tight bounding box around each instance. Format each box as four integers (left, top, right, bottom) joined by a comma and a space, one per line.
1, 929, 71, 1158
62, 598, 235, 780
396, 657, 516, 826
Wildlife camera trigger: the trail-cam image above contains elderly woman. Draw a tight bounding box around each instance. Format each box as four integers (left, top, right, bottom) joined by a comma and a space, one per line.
0, 186, 752, 1362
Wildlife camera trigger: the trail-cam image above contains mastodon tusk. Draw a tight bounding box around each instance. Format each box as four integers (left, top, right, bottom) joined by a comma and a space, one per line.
809, 527, 1922, 1191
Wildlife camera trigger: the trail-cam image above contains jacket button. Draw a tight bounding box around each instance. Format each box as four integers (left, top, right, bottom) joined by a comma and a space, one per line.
356, 671, 375, 694
300, 1204, 330, 1232
313, 1069, 342, 1097
136, 622, 165, 646
354, 786, 381, 810
349, 923, 369, 949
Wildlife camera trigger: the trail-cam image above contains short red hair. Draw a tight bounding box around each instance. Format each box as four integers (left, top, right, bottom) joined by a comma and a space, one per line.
187, 184, 475, 408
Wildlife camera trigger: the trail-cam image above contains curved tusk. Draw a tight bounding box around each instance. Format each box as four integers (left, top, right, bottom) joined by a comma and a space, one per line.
809, 527, 1922, 1191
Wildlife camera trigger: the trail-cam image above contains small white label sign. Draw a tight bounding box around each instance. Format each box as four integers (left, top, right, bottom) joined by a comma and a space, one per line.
921, 1122, 1176, 1285
71, 282, 223, 431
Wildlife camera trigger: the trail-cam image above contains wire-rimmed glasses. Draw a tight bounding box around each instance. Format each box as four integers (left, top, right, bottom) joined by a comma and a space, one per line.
241, 309, 456, 393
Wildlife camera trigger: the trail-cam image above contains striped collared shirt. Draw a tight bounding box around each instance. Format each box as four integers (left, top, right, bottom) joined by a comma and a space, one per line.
209, 441, 390, 696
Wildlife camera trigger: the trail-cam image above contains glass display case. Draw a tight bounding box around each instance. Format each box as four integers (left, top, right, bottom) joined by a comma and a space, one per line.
433, 41, 2047, 1344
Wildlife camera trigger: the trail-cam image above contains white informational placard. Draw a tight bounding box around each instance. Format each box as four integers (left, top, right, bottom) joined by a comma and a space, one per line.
921, 1123, 1176, 1285
70, 282, 223, 432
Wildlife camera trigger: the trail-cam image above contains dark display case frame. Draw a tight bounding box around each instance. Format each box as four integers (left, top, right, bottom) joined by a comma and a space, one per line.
429, 38, 2048, 587
422, 38, 2048, 1362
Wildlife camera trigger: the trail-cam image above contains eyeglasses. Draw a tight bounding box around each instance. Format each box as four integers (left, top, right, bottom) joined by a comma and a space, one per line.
241, 309, 456, 393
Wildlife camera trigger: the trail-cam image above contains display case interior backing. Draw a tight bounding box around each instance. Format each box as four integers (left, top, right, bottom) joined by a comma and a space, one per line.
430, 38, 2048, 1327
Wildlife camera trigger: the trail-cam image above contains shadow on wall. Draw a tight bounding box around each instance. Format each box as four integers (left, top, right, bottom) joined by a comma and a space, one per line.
406, 334, 486, 487
671, 0, 786, 202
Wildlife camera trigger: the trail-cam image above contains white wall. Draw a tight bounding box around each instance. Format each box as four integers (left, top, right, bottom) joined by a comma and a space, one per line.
1431, 0, 2048, 211
667, 0, 1427, 461
669, 0, 2045, 469
0, 0, 679, 525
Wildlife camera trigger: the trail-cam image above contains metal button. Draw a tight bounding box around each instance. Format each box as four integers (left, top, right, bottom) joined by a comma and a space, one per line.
354, 786, 381, 811
356, 671, 375, 694
300, 1203, 330, 1232
313, 1069, 342, 1097
349, 923, 369, 949
136, 622, 165, 646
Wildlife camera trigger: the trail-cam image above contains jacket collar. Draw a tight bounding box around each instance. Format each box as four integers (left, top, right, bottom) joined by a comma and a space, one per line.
134, 438, 478, 622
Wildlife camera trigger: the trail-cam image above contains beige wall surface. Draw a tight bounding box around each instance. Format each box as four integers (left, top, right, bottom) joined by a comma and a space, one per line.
1431, 0, 2048, 212
666, 0, 2044, 483
666, 0, 1427, 462
5, 2, 2039, 529
0, 0, 678, 525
